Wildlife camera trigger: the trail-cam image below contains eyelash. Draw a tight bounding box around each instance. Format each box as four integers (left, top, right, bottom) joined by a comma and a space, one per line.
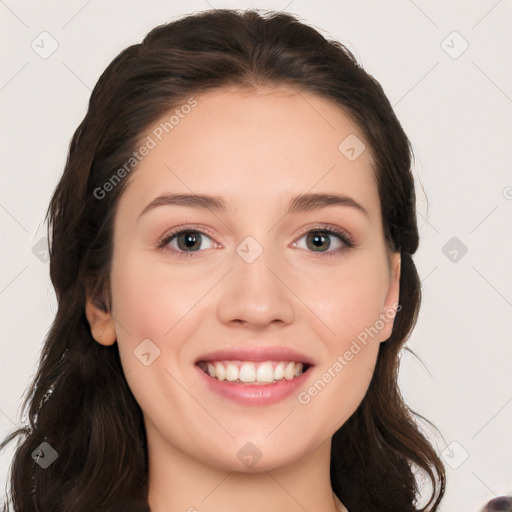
156, 224, 355, 258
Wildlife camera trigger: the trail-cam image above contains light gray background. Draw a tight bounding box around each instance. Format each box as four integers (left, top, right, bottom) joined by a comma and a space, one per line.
1, 1, 511, 510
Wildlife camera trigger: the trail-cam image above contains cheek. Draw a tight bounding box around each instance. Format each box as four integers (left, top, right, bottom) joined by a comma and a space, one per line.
110, 251, 206, 347
296, 256, 390, 421
304, 254, 391, 345
108, 254, 201, 431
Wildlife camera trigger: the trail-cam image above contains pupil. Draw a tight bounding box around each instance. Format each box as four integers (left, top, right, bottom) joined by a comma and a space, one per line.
180, 232, 201, 251
308, 231, 329, 251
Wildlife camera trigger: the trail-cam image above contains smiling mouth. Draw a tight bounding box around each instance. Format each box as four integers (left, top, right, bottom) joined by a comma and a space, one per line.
197, 360, 312, 385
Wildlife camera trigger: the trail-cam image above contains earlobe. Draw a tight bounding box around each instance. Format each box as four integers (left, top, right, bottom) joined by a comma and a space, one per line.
85, 296, 117, 346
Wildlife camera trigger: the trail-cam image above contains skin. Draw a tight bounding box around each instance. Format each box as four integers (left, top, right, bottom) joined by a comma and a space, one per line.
86, 86, 401, 512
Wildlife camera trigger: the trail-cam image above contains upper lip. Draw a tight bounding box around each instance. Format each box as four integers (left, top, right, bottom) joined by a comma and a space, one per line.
195, 345, 315, 365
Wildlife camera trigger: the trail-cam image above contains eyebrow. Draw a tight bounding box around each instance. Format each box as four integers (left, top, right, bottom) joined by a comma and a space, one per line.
137, 192, 370, 220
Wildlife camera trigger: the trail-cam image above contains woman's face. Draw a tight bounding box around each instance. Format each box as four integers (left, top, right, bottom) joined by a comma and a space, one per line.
88, 86, 400, 472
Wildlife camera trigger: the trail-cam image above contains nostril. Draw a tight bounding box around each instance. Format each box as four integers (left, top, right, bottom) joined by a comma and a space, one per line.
483, 496, 512, 512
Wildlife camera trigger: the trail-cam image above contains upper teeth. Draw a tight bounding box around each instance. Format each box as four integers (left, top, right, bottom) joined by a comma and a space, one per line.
199, 360, 305, 383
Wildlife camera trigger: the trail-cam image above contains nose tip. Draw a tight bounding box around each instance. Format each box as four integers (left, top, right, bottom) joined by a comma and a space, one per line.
483, 496, 512, 512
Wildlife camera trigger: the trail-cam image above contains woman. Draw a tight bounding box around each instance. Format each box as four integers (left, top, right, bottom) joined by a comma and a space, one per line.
2, 8, 447, 512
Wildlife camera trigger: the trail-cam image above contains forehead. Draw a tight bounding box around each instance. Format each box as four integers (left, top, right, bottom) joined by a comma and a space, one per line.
120, 86, 380, 221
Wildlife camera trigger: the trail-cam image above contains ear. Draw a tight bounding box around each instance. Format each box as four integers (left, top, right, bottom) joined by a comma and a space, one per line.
85, 296, 117, 346
377, 251, 401, 343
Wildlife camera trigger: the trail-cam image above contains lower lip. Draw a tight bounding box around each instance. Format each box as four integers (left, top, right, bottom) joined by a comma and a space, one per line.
195, 364, 312, 405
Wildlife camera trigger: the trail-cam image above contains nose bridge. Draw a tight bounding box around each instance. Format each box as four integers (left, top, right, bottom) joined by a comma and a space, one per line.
216, 233, 295, 327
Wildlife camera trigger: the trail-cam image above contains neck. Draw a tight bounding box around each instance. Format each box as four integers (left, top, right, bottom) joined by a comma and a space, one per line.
145, 419, 344, 512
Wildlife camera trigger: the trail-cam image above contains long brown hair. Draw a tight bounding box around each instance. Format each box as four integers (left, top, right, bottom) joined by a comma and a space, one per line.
1, 8, 446, 511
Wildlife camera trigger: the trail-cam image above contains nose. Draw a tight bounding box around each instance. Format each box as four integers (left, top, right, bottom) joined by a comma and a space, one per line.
216, 244, 295, 330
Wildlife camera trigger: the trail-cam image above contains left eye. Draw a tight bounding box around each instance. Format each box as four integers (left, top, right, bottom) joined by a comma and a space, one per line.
293, 229, 350, 254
